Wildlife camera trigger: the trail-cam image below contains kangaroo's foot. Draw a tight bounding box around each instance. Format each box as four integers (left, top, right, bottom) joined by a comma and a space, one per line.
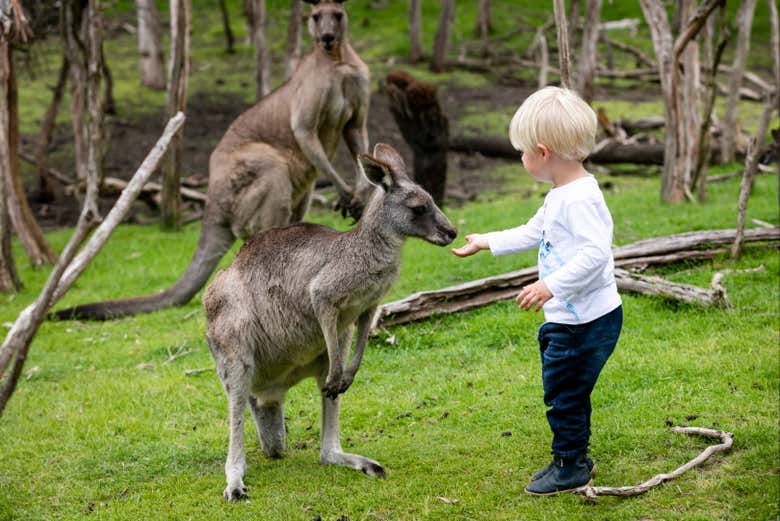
223, 479, 248, 502
320, 448, 386, 478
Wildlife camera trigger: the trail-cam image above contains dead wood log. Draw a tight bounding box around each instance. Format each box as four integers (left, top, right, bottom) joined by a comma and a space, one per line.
101, 176, 206, 204
0, 112, 186, 417
577, 426, 733, 499
599, 34, 655, 68
371, 227, 778, 332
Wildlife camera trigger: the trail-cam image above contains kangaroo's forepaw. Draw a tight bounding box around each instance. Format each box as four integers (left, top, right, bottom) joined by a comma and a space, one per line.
223, 484, 248, 502
321, 375, 345, 399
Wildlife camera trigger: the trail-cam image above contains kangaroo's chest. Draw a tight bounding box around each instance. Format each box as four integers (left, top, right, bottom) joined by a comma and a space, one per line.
320, 66, 368, 133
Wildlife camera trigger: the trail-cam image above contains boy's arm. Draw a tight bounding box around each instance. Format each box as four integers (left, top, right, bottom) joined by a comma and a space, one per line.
542, 201, 613, 300
484, 205, 545, 256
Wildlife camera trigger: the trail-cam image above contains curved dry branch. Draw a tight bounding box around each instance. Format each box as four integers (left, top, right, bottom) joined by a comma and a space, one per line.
578, 426, 733, 499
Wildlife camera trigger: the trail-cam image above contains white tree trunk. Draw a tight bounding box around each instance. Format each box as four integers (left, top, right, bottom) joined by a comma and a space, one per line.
135, 0, 165, 89
553, 0, 573, 89
576, 0, 601, 102
720, 0, 757, 163
409, 0, 423, 63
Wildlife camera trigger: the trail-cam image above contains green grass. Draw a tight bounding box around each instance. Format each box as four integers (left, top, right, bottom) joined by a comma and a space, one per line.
3, 1, 779, 519
0, 171, 778, 520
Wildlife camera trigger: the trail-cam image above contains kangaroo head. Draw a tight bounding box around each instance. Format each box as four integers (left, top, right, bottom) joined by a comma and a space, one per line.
304, 0, 348, 53
358, 144, 457, 247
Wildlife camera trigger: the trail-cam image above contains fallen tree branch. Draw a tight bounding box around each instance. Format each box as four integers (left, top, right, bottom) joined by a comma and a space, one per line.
577, 426, 733, 499
102, 176, 207, 204
371, 227, 778, 332
0, 112, 185, 417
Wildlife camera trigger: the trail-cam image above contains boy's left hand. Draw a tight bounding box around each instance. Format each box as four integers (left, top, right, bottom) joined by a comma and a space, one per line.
516, 280, 552, 312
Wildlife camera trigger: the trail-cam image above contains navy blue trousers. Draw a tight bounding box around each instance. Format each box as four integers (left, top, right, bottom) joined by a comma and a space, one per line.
537, 305, 622, 459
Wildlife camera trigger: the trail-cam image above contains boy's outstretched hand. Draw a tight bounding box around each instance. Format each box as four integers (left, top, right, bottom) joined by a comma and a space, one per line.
451, 234, 489, 257
516, 280, 552, 311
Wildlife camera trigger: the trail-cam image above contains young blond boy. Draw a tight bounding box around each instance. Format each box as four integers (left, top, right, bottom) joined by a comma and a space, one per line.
452, 86, 622, 495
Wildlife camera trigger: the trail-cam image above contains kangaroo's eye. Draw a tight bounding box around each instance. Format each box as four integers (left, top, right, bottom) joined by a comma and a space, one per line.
334, 12, 342, 21
313, 13, 321, 22
410, 205, 427, 216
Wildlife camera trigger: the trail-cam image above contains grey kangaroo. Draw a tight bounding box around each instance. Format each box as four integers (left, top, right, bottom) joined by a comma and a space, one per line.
203, 143, 457, 501
54, 0, 372, 320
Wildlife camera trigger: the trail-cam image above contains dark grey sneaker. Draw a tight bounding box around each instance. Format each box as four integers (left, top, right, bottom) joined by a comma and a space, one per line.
524, 453, 592, 496
531, 453, 595, 481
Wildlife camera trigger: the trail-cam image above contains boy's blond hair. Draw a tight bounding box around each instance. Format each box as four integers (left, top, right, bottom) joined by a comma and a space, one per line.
508, 86, 597, 161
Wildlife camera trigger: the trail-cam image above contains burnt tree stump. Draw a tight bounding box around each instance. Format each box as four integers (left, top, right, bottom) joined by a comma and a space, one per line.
385, 71, 449, 206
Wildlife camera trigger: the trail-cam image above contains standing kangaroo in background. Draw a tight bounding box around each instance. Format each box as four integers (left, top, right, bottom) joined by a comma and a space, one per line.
54, 0, 373, 320
204, 143, 457, 501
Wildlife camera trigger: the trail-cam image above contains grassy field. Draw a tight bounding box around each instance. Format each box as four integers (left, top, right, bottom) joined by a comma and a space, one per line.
3, 1, 779, 520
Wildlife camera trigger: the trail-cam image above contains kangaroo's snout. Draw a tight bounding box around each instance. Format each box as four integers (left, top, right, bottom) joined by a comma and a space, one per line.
428, 212, 458, 246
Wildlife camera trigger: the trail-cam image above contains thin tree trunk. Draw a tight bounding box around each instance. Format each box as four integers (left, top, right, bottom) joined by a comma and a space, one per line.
101, 45, 115, 115
553, 0, 573, 88
692, 4, 729, 201
218, 0, 235, 54
285, 0, 303, 77
680, 0, 701, 202
476, 0, 491, 41
430, 0, 455, 72
33, 54, 68, 202
161, 0, 190, 231
135, 0, 165, 89
769, 0, 780, 117
0, 38, 20, 291
720, 0, 756, 163
85, 0, 104, 188
409, 0, 423, 63
576, 0, 601, 102
251, 0, 271, 99
64, 0, 88, 182
731, 95, 774, 258
2, 34, 57, 266
568, 0, 580, 50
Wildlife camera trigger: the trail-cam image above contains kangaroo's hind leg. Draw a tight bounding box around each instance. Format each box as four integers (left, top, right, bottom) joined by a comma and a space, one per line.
248, 394, 286, 459
215, 358, 252, 502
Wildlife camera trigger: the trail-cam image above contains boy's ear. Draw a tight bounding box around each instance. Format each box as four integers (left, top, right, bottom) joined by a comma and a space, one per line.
537, 143, 551, 159
358, 154, 393, 191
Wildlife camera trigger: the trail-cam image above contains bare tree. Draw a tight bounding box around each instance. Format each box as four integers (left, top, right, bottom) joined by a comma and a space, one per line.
218, 0, 235, 54
2, 1, 56, 267
250, 0, 271, 99
285, 0, 303, 77
135, 0, 165, 89
568, 0, 580, 49
553, 0, 573, 88
161, 0, 190, 231
769, 0, 779, 117
409, 0, 423, 63
640, 0, 723, 204
430, 0, 455, 72
576, 0, 601, 102
720, 0, 756, 163
64, 1, 88, 182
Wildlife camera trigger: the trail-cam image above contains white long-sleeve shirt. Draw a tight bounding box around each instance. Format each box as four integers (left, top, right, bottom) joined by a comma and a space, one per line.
486, 174, 621, 325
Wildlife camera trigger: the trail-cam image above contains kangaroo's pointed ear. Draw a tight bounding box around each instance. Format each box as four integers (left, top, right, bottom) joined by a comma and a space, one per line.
358, 154, 393, 191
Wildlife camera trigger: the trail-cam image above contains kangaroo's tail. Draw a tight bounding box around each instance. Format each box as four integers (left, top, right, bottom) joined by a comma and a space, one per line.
51, 222, 234, 321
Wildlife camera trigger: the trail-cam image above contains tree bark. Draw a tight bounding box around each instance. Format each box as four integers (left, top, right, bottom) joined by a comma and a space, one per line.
0, 112, 185, 418
161, 0, 190, 231
33, 54, 68, 202
285, 0, 303, 78
731, 95, 774, 258
134, 0, 165, 90
769, 0, 780, 117
0, 31, 20, 291
64, 0, 88, 182
218, 0, 235, 54
430, 0, 455, 72
385, 71, 449, 206
553, 0, 573, 88
576, 0, 601, 102
251, 0, 271, 99
720, 0, 756, 163
1, 31, 57, 267
408, 0, 423, 63
568, 0, 580, 50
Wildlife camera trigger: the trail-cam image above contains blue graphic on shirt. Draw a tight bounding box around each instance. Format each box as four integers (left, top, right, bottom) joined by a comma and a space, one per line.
538, 230, 580, 321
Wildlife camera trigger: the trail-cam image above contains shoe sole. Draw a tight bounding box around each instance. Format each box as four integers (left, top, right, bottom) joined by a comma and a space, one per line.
531, 465, 596, 483
523, 478, 594, 497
